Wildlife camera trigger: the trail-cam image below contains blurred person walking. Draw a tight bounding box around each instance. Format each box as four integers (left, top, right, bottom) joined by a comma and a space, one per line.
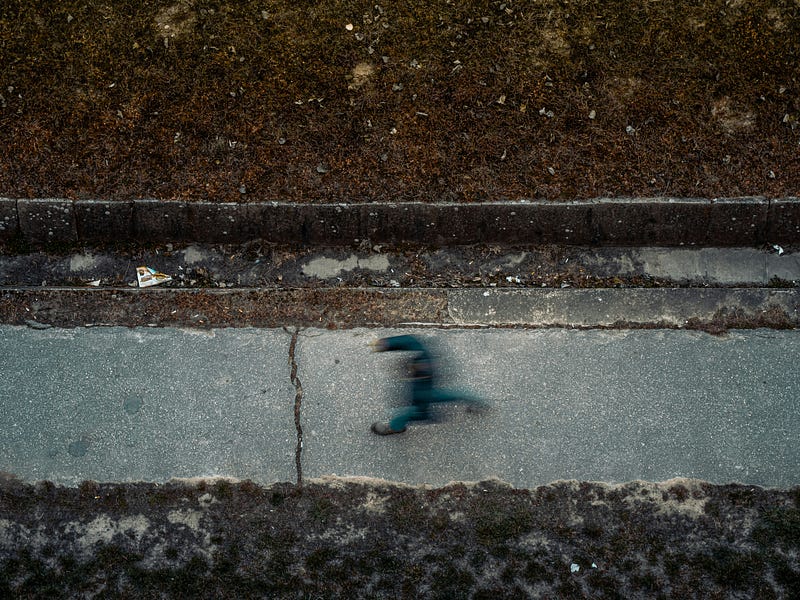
370, 334, 488, 435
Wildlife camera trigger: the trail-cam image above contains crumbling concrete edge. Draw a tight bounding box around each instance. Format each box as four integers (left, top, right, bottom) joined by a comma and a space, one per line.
1, 197, 798, 247
2, 287, 797, 331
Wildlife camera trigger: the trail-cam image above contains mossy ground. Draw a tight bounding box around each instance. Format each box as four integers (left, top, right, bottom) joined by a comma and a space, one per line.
1, 476, 798, 598
1, 0, 798, 202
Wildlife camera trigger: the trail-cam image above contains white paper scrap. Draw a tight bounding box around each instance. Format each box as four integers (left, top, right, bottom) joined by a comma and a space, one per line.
136, 266, 172, 288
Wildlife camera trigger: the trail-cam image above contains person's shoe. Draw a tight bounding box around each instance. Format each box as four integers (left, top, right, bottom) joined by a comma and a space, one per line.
371, 422, 407, 435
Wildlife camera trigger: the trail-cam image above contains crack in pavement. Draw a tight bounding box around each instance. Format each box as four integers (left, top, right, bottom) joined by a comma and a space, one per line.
285, 327, 304, 487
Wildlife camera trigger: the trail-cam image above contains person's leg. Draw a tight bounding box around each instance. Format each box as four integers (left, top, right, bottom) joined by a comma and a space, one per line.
428, 388, 488, 409
388, 404, 428, 431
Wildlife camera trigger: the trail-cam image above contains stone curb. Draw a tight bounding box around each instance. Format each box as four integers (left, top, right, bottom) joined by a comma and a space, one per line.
3, 287, 797, 330
1, 197, 798, 247
448, 288, 800, 327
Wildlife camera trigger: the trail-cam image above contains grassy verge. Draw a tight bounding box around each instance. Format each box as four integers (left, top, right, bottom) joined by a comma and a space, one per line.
1, 476, 799, 597
1, 0, 798, 202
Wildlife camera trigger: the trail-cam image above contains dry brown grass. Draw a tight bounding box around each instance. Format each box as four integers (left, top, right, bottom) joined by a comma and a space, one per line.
1, 0, 798, 202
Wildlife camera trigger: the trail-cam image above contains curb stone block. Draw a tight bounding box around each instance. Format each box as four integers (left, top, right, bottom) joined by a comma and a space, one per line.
523, 202, 594, 244
0, 198, 18, 241
360, 204, 432, 244
704, 197, 768, 246
461, 202, 593, 245
255, 203, 302, 243
766, 198, 800, 244
190, 203, 248, 243
357, 203, 597, 244
17, 198, 76, 245
134, 199, 190, 242
589, 198, 707, 245
296, 204, 361, 244
244, 203, 362, 244
75, 200, 134, 243
588, 197, 769, 246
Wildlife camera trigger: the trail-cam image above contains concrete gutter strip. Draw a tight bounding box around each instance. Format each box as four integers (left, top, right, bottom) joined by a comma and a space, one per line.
1, 197, 798, 246
447, 288, 800, 327
2, 287, 797, 329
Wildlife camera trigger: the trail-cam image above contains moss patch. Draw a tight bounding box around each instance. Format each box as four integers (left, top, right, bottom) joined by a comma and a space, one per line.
1, 476, 798, 597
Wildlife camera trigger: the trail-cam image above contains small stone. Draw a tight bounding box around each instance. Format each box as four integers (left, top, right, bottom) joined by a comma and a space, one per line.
345, 23, 354, 31
239, 185, 247, 194
589, 110, 596, 119
626, 125, 636, 134
392, 83, 403, 92
316, 164, 330, 174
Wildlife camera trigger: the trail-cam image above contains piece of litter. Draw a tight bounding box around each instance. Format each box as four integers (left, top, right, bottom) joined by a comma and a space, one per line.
505, 276, 521, 283
772, 244, 784, 255
592, 563, 598, 569
136, 266, 172, 288
87, 279, 101, 287
483, 291, 490, 297
570, 563, 580, 573
345, 23, 354, 31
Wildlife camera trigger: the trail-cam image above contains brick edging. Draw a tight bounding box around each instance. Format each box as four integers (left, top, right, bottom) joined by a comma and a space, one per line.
1, 197, 798, 246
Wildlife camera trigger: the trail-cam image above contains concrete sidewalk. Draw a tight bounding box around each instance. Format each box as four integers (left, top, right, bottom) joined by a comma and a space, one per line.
2, 325, 797, 488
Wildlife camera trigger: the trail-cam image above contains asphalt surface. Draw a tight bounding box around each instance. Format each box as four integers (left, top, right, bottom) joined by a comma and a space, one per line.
2, 325, 797, 488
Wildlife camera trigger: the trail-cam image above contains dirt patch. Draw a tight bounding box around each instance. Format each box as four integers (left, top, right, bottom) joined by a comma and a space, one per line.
154, 1, 198, 42
1, 0, 798, 202
1, 475, 798, 597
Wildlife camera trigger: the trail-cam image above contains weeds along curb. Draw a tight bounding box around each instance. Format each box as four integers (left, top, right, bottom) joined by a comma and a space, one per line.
2, 287, 798, 330
2, 197, 799, 247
